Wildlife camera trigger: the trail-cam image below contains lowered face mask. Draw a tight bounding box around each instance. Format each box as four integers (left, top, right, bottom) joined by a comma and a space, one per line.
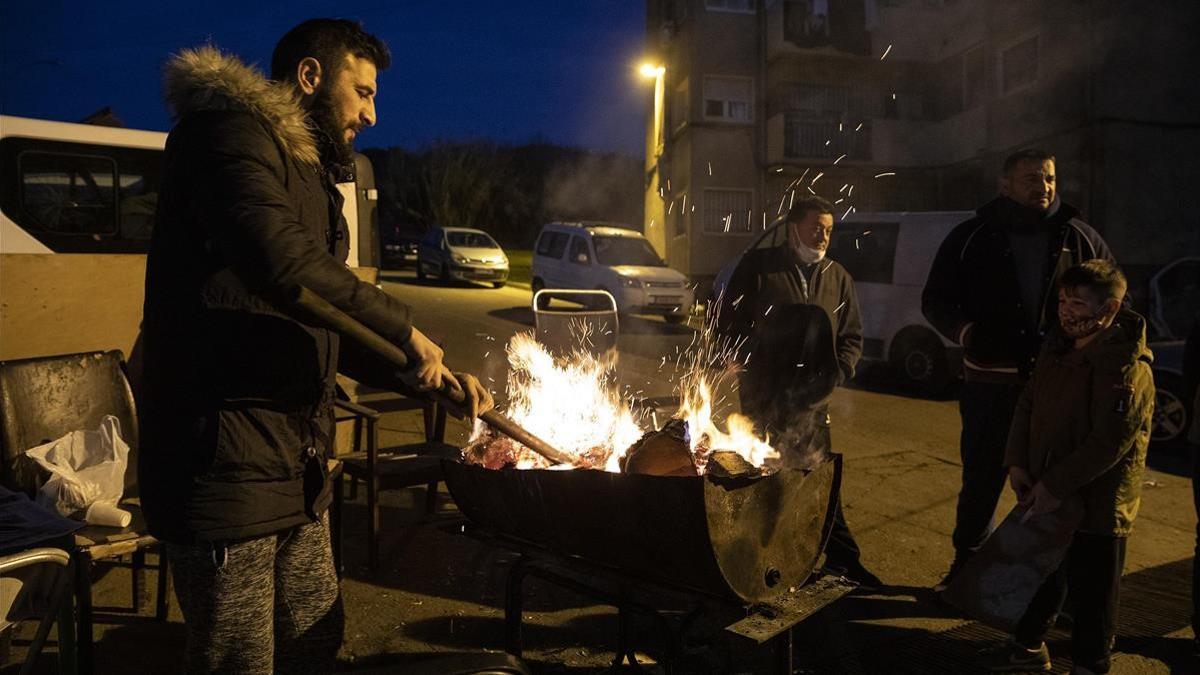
793, 241, 827, 264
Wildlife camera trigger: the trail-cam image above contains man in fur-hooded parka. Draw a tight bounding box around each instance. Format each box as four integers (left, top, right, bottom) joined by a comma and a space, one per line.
141, 20, 490, 672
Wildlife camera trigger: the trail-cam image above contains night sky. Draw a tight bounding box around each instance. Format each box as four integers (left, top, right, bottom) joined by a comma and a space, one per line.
0, 1, 649, 156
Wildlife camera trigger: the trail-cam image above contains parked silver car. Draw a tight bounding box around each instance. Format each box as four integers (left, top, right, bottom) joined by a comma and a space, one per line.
416, 226, 509, 288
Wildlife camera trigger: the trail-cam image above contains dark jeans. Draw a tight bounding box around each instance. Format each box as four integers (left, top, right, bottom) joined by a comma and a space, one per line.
952, 380, 1024, 558
818, 412, 863, 568
1014, 532, 1126, 673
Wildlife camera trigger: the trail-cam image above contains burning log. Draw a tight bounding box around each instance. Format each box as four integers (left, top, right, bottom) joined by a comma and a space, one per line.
619, 419, 698, 477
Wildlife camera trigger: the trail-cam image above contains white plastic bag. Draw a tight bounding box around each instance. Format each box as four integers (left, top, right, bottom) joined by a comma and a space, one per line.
24, 415, 131, 526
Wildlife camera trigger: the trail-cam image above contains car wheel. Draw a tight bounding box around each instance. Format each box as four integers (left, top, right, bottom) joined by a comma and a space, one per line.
1151, 371, 1191, 446
440, 263, 450, 281
889, 327, 951, 395
492, 281, 506, 289
663, 314, 687, 325
532, 279, 550, 309
416, 262, 426, 280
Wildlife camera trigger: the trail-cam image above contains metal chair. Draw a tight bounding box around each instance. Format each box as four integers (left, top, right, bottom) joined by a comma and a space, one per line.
532, 288, 619, 358
0, 350, 169, 674
333, 393, 455, 573
0, 547, 75, 675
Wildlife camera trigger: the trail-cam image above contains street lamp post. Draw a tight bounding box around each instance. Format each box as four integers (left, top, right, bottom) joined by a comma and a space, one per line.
640, 63, 668, 259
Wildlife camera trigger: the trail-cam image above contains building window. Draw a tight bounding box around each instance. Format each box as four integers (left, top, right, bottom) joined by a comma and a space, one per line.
705, 0, 755, 14
674, 193, 689, 237
1001, 35, 1038, 94
671, 78, 689, 132
783, 0, 830, 45
784, 114, 870, 160
702, 189, 752, 234
963, 45, 986, 109
703, 76, 753, 123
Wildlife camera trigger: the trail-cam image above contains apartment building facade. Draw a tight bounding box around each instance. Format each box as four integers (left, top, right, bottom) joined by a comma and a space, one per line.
643, 0, 1200, 286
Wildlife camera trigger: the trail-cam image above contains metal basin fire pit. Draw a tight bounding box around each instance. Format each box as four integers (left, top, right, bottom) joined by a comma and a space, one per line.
441, 455, 840, 604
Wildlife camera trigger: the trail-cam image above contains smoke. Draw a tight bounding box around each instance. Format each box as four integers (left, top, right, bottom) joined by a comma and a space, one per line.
543, 152, 643, 226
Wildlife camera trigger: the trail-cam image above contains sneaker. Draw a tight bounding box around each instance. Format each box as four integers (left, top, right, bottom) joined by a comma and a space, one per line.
933, 556, 971, 593
821, 560, 883, 593
977, 641, 1051, 672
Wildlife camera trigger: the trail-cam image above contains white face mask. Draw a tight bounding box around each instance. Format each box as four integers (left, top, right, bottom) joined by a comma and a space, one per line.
794, 241, 826, 264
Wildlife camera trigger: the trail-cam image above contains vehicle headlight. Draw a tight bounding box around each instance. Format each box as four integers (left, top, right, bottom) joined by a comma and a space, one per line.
619, 276, 641, 288
453, 254, 469, 264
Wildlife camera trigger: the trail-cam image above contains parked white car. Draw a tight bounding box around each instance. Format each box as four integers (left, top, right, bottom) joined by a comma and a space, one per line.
531, 222, 693, 323
416, 226, 509, 288
713, 211, 973, 392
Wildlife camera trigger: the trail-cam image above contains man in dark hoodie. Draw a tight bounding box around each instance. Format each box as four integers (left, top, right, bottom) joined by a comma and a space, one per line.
922, 150, 1114, 590
142, 20, 492, 673
979, 260, 1153, 674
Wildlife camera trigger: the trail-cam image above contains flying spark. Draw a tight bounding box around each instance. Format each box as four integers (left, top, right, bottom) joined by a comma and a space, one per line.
880, 44, 893, 60
874, 172, 896, 178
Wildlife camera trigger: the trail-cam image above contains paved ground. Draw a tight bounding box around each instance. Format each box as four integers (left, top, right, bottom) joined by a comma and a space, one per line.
4, 272, 1195, 674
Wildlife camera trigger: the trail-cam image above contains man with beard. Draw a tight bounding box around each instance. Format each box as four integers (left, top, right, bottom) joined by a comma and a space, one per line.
718, 195, 881, 589
140, 20, 493, 673
922, 149, 1114, 591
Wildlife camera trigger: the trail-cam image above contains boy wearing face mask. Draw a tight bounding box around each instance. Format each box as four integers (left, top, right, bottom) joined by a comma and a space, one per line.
979, 260, 1154, 674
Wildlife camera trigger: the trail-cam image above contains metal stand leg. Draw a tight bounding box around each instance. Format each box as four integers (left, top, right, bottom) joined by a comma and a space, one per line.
504, 558, 529, 657
155, 550, 170, 621
774, 627, 793, 675
424, 481, 439, 515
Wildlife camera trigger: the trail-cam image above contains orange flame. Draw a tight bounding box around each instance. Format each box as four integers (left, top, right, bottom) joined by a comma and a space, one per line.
471, 331, 779, 473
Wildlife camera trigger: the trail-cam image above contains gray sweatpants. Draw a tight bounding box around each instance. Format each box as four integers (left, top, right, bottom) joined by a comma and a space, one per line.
166, 515, 343, 674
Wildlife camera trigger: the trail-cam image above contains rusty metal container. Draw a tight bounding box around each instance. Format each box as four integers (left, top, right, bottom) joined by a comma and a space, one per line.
441, 455, 840, 604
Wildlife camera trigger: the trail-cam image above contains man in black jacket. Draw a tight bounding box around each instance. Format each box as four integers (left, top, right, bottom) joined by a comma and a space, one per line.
141, 20, 492, 673
719, 195, 880, 588
922, 149, 1113, 590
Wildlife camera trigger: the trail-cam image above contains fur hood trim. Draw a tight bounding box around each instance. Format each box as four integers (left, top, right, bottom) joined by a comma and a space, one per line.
163, 45, 319, 166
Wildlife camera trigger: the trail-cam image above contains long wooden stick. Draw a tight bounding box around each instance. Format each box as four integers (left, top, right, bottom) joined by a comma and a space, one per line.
289, 285, 576, 466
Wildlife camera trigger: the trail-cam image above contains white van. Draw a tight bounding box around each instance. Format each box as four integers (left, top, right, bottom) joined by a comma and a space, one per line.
713, 211, 973, 391
531, 222, 694, 323
0, 114, 380, 265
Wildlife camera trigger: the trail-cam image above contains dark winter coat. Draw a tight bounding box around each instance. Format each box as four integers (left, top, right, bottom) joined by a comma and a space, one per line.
922, 197, 1114, 383
140, 47, 414, 544
1003, 310, 1155, 536
720, 244, 863, 384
